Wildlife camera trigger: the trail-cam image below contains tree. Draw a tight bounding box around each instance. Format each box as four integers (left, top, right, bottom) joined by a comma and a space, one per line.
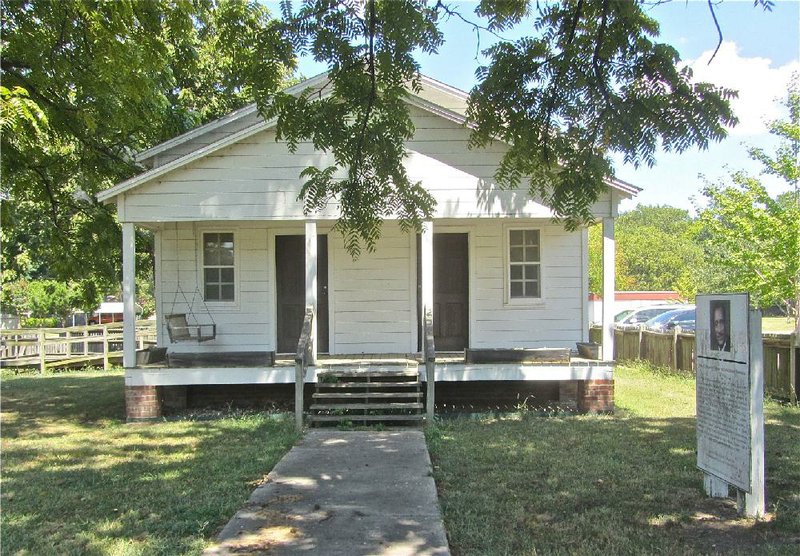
696, 84, 800, 330
588, 205, 704, 295
0, 278, 92, 325
258, 0, 751, 254
0, 0, 769, 285
0, 0, 290, 303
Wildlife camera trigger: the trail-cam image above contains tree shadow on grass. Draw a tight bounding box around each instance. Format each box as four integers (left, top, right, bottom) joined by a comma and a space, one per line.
1, 372, 299, 555
427, 410, 800, 555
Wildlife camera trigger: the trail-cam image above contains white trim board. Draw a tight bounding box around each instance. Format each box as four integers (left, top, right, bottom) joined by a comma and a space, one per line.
126, 363, 613, 386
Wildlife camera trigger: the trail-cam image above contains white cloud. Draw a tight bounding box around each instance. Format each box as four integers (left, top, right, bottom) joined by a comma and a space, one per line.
685, 41, 799, 136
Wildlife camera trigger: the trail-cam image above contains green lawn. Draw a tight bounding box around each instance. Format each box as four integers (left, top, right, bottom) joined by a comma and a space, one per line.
0, 369, 299, 555
762, 317, 797, 334
427, 363, 800, 555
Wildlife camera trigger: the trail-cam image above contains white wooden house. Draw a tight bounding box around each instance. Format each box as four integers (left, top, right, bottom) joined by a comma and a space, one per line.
98, 73, 635, 421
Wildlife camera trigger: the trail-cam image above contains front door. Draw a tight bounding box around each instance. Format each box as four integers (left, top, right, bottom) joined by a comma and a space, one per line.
418, 233, 469, 351
275, 235, 329, 353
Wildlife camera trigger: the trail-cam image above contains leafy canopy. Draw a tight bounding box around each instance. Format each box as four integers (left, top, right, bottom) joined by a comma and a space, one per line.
588, 206, 704, 295
0, 0, 290, 304
262, 0, 739, 254
696, 84, 800, 324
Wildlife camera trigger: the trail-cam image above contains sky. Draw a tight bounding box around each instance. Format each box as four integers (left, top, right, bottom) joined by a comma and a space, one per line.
281, 0, 800, 214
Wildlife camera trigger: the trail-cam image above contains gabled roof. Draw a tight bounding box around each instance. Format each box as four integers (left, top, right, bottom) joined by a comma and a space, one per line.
98, 72, 639, 202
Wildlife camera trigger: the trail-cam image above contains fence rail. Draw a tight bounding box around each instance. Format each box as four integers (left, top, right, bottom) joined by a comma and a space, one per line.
591, 325, 798, 402
1, 321, 157, 372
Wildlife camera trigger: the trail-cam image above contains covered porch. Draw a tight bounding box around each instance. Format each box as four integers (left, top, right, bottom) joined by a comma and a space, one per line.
118, 214, 619, 426
124, 347, 614, 424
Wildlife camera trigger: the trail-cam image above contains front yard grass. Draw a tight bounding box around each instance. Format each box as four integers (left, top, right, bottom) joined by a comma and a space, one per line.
0, 368, 299, 555
427, 363, 800, 555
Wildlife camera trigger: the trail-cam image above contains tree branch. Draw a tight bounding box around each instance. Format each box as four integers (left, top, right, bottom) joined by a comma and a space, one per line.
353, 0, 377, 182
706, 0, 724, 63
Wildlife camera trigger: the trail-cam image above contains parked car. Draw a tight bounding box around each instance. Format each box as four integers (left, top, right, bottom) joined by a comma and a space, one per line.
616, 304, 689, 329
614, 309, 634, 322
644, 307, 696, 332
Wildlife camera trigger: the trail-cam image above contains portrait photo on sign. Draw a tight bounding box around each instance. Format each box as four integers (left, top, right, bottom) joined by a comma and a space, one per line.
710, 299, 731, 352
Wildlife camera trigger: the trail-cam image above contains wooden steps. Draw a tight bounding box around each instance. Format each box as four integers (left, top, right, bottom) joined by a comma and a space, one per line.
308, 367, 424, 426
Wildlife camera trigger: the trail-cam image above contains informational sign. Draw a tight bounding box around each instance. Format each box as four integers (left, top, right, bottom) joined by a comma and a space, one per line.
695, 293, 765, 516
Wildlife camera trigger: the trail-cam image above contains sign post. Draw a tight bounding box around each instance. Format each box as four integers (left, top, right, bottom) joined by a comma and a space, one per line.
695, 293, 765, 518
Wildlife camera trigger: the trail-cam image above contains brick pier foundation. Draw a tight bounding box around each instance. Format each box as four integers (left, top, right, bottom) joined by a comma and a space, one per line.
125, 385, 162, 421
578, 379, 614, 413
558, 379, 614, 413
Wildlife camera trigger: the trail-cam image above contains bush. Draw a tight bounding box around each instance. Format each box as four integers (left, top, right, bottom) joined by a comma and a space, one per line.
22, 317, 59, 328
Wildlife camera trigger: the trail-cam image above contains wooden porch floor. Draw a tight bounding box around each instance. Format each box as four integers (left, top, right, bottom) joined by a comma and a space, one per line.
128, 350, 612, 387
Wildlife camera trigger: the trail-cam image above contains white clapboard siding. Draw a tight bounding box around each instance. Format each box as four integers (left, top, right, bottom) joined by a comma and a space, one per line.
469, 220, 584, 349
330, 225, 415, 353
153, 218, 586, 354
121, 104, 617, 222
159, 222, 273, 354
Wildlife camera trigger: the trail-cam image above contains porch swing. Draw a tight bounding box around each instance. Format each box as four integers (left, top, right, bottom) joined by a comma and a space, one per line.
164, 227, 217, 343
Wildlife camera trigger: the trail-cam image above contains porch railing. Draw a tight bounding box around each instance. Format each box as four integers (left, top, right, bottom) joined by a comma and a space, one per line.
294, 306, 314, 431
423, 307, 436, 422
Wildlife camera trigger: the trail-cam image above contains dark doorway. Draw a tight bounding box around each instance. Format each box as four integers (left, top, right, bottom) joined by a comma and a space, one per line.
418, 233, 469, 351
275, 235, 329, 353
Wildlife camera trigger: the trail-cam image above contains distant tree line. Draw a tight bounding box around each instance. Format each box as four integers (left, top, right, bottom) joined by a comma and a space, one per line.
590, 84, 799, 329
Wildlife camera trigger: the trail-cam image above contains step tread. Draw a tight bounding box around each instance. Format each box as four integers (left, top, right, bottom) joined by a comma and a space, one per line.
317, 370, 419, 378
310, 402, 424, 410
316, 381, 421, 388
313, 392, 422, 399
308, 414, 426, 422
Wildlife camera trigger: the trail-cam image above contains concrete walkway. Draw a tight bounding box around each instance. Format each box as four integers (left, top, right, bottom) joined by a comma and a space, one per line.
205, 430, 450, 556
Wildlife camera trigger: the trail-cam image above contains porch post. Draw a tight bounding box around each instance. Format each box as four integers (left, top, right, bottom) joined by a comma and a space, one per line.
421, 221, 434, 319
421, 220, 435, 421
305, 220, 318, 365
122, 222, 137, 368
602, 217, 615, 361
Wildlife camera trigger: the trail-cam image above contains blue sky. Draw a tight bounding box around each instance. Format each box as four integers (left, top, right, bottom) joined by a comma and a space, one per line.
279, 1, 800, 213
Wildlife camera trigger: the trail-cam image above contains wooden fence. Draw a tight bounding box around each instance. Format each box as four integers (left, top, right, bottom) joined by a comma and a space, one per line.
590, 326, 798, 402
1, 321, 157, 372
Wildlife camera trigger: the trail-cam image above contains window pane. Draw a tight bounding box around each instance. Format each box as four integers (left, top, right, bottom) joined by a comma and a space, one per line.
509, 230, 523, 246
510, 265, 522, 280
510, 247, 523, 262
525, 281, 540, 297
220, 284, 235, 301
205, 284, 220, 301
510, 282, 523, 298
219, 234, 234, 265
524, 230, 539, 246
524, 265, 540, 281
525, 246, 540, 262
204, 268, 219, 284
221, 268, 234, 282
204, 236, 220, 266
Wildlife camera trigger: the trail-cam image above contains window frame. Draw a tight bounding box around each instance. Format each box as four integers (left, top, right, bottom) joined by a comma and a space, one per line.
200, 230, 238, 305
504, 226, 544, 306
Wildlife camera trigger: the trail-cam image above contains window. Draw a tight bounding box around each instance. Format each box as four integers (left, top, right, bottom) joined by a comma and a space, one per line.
508, 229, 541, 299
203, 232, 235, 301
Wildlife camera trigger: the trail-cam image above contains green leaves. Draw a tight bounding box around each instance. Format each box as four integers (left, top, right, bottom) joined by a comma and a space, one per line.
260, 0, 441, 255
696, 85, 800, 322
468, 0, 736, 230
1, 0, 290, 288
588, 206, 705, 295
